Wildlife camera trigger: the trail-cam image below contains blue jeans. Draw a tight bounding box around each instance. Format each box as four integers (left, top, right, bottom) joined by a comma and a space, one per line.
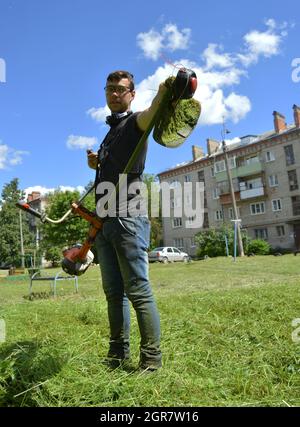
95, 216, 162, 368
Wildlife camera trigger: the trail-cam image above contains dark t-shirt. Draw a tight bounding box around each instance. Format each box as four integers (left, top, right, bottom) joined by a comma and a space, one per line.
95, 112, 148, 217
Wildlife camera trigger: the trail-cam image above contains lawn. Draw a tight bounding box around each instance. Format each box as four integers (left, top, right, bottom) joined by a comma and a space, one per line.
0, 255, 300, 407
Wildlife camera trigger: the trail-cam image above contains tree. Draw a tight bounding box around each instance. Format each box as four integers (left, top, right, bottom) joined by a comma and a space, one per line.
40, 187, 95, 253
142, 174, 163, 249
44, 246, 62, 267
0, 178, 34, 267
195, 225, 250, 258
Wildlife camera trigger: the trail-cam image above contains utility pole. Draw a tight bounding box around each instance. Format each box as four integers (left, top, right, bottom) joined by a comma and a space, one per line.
19, 210, 25, 268
222, 122, 244, 257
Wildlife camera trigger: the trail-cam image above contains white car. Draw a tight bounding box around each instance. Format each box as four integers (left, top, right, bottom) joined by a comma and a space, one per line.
148, 247, 190, 263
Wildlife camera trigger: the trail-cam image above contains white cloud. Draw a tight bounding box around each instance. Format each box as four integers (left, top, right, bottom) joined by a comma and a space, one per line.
224, 137, 241, 146
58, 185, 85, 193
88, 60, 251, 128
202, 19, 289, 69
224, 93, 252, 124
86, 105, 110, 123
66, 135, 98, 150
163, 24, 191, 51
237, 18, 288, 67
0, 143, 8, 169
23, 185, 85, 200
202, 44, 235, 70
0, 141, 29, 169
137, 29, 164, 60
137, 23, 191, 60
88, 19, 288, 129
133, 60, 251, 127
133, 64, 173, 112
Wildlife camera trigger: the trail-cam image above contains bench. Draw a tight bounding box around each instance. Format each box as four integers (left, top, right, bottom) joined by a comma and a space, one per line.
29, 270, 78, 297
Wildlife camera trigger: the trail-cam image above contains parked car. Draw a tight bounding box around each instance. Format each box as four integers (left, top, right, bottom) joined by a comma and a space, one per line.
148, 247, 190, 263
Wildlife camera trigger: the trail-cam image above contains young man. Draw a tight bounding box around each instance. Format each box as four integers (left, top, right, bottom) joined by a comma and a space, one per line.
87, 70, 166, 371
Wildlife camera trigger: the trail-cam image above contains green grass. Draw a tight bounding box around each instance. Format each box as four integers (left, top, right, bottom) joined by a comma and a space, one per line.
0, 255, 300, 407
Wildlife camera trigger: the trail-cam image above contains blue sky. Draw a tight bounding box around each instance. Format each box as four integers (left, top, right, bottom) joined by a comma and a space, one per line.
0, 0, 299, 197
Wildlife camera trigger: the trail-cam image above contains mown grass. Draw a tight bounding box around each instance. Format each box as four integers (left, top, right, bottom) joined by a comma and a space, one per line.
0, 255, 300, 407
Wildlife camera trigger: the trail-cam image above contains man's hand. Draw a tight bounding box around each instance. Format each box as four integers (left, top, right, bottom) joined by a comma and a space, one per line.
87, 150, 98, 170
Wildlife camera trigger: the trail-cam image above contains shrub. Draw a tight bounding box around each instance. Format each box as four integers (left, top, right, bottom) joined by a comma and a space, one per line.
195, 225, 250, 258
246, 239, 271, 255
44, 246, 63, 267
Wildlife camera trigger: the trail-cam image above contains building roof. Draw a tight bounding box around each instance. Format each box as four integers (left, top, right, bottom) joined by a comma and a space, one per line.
158, 121, 300, 178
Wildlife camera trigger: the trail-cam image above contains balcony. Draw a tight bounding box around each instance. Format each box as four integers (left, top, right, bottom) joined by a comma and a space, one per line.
218, 182, 239, 195
240, 186, 265, 200
215, 161, 263, 183
219, 191, 241, 205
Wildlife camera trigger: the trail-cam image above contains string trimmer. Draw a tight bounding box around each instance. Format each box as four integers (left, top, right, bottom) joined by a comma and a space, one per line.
16, 67, 200, 276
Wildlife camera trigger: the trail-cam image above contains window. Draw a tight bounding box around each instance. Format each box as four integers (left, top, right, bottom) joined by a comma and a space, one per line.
246, 156, 259, 165
190, 237, 196, 247
265, 151, 275, 162
184, 174, 191, 182
276, 225, 285, 237
215, 210, 223, 221
211, 167, 215, 177
269, 175, 278, 187
250, 202, 265, 215
229, 157, 236, 169
284, 145, 295, 166
203, 212, 209, 228
198, 170, 205, 182
272, 199, 282, 212
204, 192, 207, 209
214, 160, 225, 173
244, 178, 263, 189
292, 196, 300, 216
288, 170, 299, 191
229, 207, 241, 219
254, 228, 268, 239
174, 238, 184, 248
213, 187, 219, 199
173, 218, 182, 228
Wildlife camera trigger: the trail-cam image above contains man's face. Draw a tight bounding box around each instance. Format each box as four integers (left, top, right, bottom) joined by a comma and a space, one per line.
105, 78, 135, 113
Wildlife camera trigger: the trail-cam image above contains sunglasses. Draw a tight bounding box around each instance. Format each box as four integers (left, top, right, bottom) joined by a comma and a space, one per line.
104, 85, 132, 95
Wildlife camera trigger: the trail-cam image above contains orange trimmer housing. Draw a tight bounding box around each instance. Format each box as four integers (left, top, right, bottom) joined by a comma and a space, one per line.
61, 203, 103, 276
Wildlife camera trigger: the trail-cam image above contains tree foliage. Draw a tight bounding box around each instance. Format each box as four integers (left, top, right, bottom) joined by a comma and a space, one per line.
44, 246, 62, 267
0, 178, 34, 267
40, 186, 95, 252
195, 225, 250, 258
246, 239, 271, 255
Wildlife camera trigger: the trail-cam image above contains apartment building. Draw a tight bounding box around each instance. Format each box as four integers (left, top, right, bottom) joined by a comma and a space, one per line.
158, 104, 300, 256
